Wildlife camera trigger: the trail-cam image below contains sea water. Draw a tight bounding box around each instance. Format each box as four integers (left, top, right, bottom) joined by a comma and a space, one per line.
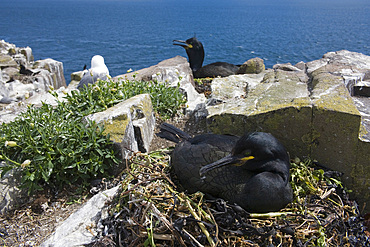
0, 0, 369, 83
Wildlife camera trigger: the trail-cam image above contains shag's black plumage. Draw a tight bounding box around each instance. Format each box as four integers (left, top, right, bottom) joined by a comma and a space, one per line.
173, 37, 239, 78
20, 64, 40, 76
157, 123, 293, 213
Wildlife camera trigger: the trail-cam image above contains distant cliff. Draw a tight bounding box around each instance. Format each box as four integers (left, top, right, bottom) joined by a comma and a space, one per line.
0, 40, 66, 105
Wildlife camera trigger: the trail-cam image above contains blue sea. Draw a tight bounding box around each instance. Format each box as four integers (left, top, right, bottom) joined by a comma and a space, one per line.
1, 0, 369, 83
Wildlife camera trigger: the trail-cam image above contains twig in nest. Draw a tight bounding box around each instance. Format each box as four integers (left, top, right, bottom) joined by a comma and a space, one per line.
182, 229, 204, 247
186, 199, 216, 247
143, 200, 186, 246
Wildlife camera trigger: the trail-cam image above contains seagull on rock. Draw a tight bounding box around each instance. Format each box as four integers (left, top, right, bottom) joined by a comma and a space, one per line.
77, 55, 110, 90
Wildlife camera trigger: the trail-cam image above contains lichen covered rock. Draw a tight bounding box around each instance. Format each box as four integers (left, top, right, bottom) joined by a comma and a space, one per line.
87, 94, 155, 170
237, 57, 265, 74
207, 69, 312, 159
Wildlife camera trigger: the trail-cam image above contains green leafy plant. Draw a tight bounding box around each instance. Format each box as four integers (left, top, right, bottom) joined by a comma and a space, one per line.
290, 159, 325, 205
0, 103, 118, 193
0, 77, 186, 194
64, 78, 186, 119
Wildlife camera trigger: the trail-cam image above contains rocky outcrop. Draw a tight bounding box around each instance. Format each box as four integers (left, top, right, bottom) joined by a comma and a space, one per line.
33, 58, 66, 90
0, 40, 66, 105
0, 85, 71, 124
0, 47, 368, 245
206, 50, 369, 211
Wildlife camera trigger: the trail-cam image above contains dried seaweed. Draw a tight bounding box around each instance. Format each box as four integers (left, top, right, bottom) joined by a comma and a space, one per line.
89, 150, 369, 247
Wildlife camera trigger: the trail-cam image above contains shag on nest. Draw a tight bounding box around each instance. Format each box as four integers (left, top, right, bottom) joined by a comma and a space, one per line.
173, 37, 239, 78
157, 123, 293, 213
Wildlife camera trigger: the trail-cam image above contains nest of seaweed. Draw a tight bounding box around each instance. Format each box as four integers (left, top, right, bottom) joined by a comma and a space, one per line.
89, 149, 369, 247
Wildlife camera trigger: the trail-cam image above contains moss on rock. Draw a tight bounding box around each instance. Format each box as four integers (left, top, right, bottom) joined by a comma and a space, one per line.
0, 54, 17, 68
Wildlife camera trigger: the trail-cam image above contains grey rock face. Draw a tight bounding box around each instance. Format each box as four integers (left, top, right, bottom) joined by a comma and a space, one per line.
211, 73, 265, 101
0, 40, 66, 105
33, 58, 66, 90
0, 166, 28, 215
0, 54, 18, 68
306, 50, 370, 142
40, 185, 121, 247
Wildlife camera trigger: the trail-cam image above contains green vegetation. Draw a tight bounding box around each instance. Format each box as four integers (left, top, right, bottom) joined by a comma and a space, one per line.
0, 78, 186, 194
66, 77, 186, 119
0, 102, 117, 194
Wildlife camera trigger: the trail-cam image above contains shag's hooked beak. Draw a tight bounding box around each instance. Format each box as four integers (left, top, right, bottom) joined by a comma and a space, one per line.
199, 155, 255, 178
173, 40, 193, 49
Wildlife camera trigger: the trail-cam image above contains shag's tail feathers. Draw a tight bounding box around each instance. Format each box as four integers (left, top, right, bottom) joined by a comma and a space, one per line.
156, 123, 191, 143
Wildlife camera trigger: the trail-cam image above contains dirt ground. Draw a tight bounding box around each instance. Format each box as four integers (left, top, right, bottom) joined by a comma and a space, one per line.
0, 189, 88, 246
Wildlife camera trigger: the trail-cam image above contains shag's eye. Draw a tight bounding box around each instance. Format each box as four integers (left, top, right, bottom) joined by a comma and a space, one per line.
244, 150, 252, 157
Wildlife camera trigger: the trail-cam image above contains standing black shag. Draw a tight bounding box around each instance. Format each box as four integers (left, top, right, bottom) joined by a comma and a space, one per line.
173, 37, 239, 78
157, 123, 293, 213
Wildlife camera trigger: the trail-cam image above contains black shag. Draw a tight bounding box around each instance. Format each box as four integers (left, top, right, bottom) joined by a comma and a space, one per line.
157, 123, 293, 213
20, 64, 40, 76
173, 37, 239, 78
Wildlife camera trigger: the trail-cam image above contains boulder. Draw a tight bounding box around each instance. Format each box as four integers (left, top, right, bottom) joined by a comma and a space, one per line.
306, 50, 370, 142
86, 94, 155, 174
5, 80, 34, 101
69, 70, 85, 88
1, 67, 18, 82
294, 61, 306, 70
211, 73, 265, 101
114, 56, 206, 113
41, 185, 120, 247
237, 57, 265, 74
0, 101, 26, 124
0, 86, 71, 125
33, 58, 66, 90
310, 71, 361, 186
19, 46, 33, 63
306, 50, 370, 78
207, 69, 312, 159
0, 167, 28, 215
0, 54, 17, 68
273, 63, 302, 72
0, 40, 33, 65
25, 86, 69, 107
